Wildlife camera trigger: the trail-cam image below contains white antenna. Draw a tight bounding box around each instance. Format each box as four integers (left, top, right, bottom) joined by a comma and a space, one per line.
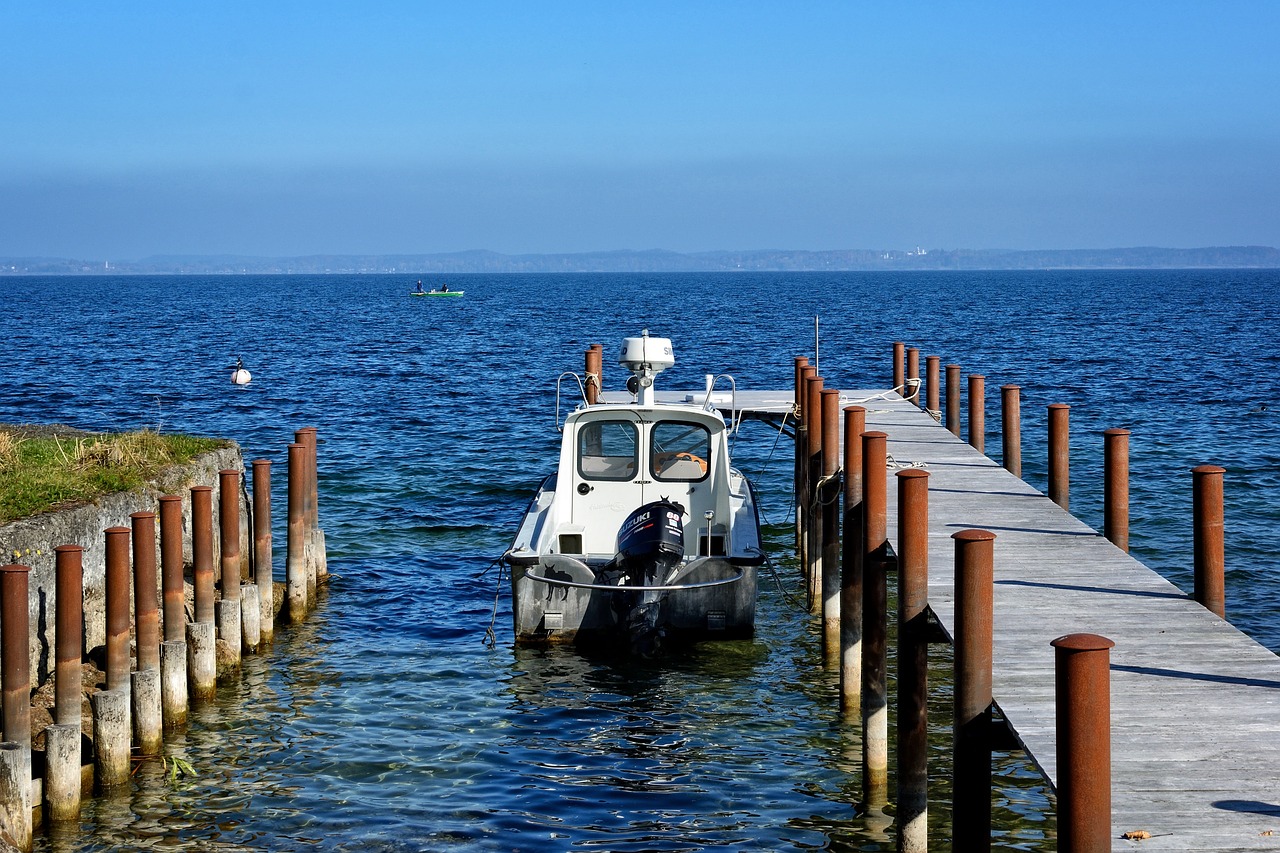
814, 315, 820, 374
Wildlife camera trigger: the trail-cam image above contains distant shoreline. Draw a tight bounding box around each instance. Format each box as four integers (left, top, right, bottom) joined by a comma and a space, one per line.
3, 245, 1278, 275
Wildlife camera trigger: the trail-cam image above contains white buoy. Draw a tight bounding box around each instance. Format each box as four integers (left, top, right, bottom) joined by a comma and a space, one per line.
230, 356, 252, 385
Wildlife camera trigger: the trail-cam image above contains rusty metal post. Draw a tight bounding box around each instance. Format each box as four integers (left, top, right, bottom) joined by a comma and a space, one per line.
946, 364, 961, 437
1052, 633, 1115, 853
1001, 384, 1021, 478
1048, 404, 1070, 510
861, 431, 889, 811
906, 346, 920, 405
104, 526, 131, 693
54, 546, 83, 727
953, 529, 995, 850
591, 343, 604, 395
897, 469, 930, 852
0, 565, 31, 749
131, 512, 160, 671
794, 357, 810, 558
252, 459, 275, 643
286, 442, 309, 623
1193, 465, 1226, 618
892, 341, 905, 396
191, 485, 215, 624
820, 388, 842, 665
584, 344, 602, 405
968, 374, 986, 453
840, 406, 866, 716
805, 374, 825, 613
926, 355, 941, 419
158, 495, 185, 641
1104, 429, 1131, 552
218, 469, 242, 602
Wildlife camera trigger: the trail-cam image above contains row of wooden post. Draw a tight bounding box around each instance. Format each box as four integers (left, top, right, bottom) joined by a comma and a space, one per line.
794, 347, 1228, 851
0, 428, 325, 851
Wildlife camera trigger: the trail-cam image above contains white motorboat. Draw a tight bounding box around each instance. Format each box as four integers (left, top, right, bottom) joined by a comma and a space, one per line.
502, 332, 766, 653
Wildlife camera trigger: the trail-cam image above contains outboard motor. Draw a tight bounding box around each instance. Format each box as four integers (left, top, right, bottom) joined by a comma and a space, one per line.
616, 499, 685, 586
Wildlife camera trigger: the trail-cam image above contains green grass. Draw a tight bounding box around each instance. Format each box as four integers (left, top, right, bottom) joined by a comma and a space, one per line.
0, 428, 228, 523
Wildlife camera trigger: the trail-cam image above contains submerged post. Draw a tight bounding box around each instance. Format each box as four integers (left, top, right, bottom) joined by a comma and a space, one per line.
861, 431, 889, 812
953, 529, 995, 851
968, 374, 985, 453
1193, 465, 1226, 618
1048, 404, 1070, 510
946, 364, 961, 437
1104, 429, 1131, 551
1001, 384, 1021, 477
897, 470, 930, 852
820, 388, 841, 665
253, 459, 275, 643
840, 406, 866, 716
1052, 633, 1115, 853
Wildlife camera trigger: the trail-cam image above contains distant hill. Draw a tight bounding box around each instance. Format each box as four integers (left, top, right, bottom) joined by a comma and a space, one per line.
3, 246, 1278, 275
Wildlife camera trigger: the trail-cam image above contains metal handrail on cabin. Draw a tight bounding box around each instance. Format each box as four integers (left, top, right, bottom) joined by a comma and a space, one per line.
704, 374, 740, 433
555, 372, 589, 432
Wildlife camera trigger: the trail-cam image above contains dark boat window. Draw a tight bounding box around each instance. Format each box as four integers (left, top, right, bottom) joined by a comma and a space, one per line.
578, 420, 638, 481
651, 421, 711, 482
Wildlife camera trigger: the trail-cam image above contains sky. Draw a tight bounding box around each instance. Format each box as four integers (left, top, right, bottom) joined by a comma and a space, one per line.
3, 1, 1279, 259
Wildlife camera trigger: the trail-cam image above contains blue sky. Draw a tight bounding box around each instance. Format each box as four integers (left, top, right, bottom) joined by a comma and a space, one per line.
3, 2, 1278, 258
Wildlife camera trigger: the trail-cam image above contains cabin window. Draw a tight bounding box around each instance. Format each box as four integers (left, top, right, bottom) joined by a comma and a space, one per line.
578, 420, 638, 481
651, 421, 711, 482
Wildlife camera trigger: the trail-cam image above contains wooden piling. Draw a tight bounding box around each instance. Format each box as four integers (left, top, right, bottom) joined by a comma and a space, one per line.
186, 621, 217, 702
897, 470, 930, 853
1193, 465, 1226, 618
1001, 384, 1021, 477
92, 688, 130, 792
953, 529, 995, 850
861, 431, 889, 811
840, 406, 866, 716
1104, 429, 1131, 551
0, 741, 31, 851
1048, 404, 1070, 510
161, 639, 188, 728
43, 723, 80, 822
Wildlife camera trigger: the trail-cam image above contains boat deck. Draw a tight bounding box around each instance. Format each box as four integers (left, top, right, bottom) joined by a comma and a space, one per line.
687, 387, 1280, 850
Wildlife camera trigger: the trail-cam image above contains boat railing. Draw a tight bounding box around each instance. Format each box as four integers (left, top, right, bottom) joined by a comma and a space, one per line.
555, 372, 589, 431
706, 374, 740, 432
523, 566, 745, 592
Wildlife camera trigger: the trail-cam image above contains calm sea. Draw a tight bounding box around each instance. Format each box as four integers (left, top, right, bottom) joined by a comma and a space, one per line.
2, 270, 1277, 851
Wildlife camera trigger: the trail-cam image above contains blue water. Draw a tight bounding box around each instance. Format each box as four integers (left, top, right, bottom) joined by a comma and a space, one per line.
2, 270, 1278, 851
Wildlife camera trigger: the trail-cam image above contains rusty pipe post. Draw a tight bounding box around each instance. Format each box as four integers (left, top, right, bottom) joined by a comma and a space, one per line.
191, 485, 215, 624
1052, 633, 1115, 853
104, 527, 132, 693
591, 343, 604, 395
0, 564, 31, 748
968, 374, 986, 453
1048, 404, 1070, 510
584, 344, 602, 405
897, 469, 930, 852
861, 431, 889, 811
297, 427, 318, 532
797, 364, 817, 570
906, 346, 920, 405
1001, 384, 1022, 478
820, 388, 842, 665
286, 442, 309, 623
805, 374, 825, 613
131, 512, 160, 672
840, 406, 866, 716
158, 495, 185, 642
793, 357, 810, 556
953, 528, 996, 850
252, 459, 275, 643
1104, 429, 1131, 552
946, 363, 961, 437
1193, 465, 1226, 618
218, 469, 242, 601
54, 546, 83, 727
926, 355, 941, 419
892, 341, 905, 397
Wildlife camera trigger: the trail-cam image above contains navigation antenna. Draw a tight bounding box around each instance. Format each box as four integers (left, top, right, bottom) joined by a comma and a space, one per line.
814, 315, 820, 375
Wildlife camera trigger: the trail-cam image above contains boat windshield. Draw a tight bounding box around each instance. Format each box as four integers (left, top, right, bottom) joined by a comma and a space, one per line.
578, 420, 638, 481
651, 421, 710, 482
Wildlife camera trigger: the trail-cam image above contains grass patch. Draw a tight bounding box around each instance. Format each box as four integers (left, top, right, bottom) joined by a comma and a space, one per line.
0, 427, 228, 523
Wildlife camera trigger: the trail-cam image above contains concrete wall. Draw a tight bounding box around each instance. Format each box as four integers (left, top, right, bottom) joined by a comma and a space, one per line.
0, 444, 249, 687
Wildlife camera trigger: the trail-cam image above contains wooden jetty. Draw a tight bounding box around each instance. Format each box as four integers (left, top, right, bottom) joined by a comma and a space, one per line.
719, 387, 1280, 851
